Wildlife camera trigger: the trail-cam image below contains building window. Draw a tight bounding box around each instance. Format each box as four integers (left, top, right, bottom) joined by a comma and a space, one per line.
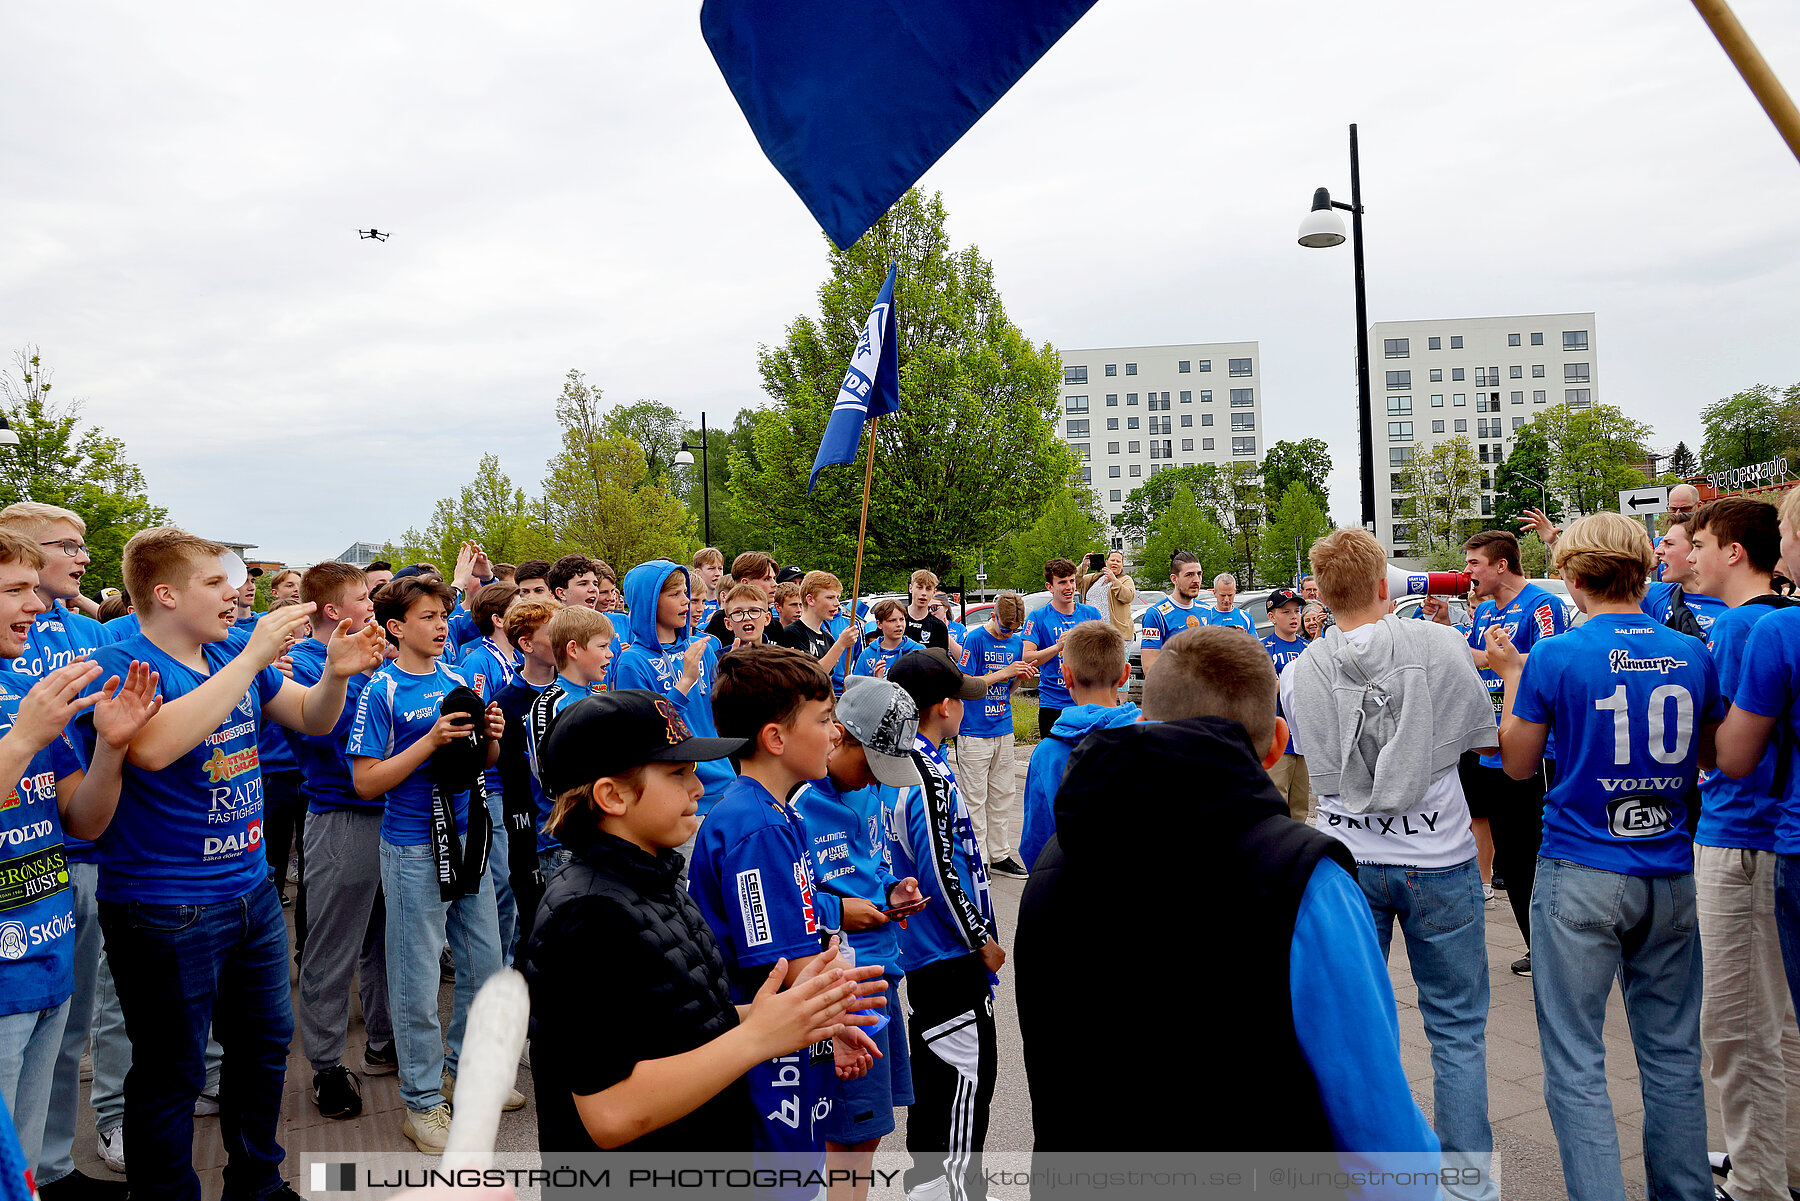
1106, 418, 1119, 431
1452, 367, 1465, 381
1229, 358, 1253, 376
1387, 396, 1412, 415
1129, 465, 1141, 477
1431, 394, 1444, 407
1565, 362, 1590, 383
1127, 393, 1138, 405
1065, 395, 1089, 413
1482, 494, 1494, 516
1563, 331, 1588, 351
1108, 464, 1120, 477
1199, 360, 1211, 372
1232, 436, 1257, 456
1179, 390, 1191, 403
1230, 388, 1254, 406
1432, 420, 1445, 433
1079, 467, 1091, 483
1565, 389, 1592, 407
1386, 370, 1411, 389
1066, 420, 1089, 436
1161, 392, 1170, 403
1511, 416, 1525, 431
1202, 438, 1215, 450
1474, 368, 1488, 387
1149, 442, 1162, 460
1508, 365, 1522, 379
1509, 333, 1521, 347
1388, 421, 1413, 441
1430, 369, 1443, 382
1384, 338, 1410, 358
1450, 336, 1463, 349
1428, 336, 1442, 350
1071, 442, 1090, 459
1533, 390, 1546, 403
1181, 438, 1194, 451
1109, 489, 1121, 502
1200, 390, 1213, 403
1128, 440, 1141, 452
1201, 413, 1214, 427
1178, 360, 1191, 373
1453, 393, 1467, 407
1532, 364, 1545, 378
1105, 364, 1117, 377
1531, 332, 1544, 346
1107, 441, 1119, 453
1180, 414, 1193, 427
1231, 413, 1255, 430
1477, 418, 1490, 438
1063, 366, 1087, 385
1146, 395, 1159, 411
1511, 391, 1524, 404
1389, 446, 1413, 465
1127, 417, 1139, 430
1454, 419, 1467, 432
1125, 363, 1138, 375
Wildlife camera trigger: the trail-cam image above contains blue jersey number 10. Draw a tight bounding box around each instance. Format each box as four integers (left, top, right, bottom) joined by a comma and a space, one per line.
1593, 684, 1694, 766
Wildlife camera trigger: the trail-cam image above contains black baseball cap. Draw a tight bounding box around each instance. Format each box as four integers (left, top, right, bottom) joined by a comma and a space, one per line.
541, 689, 744, 795
889, 648, 987, 711
1267, 586, 1303, 611
776, 565, 807, 584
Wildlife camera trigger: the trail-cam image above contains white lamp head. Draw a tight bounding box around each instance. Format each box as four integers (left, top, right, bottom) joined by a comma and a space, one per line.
1298, 187, 1347, 248
673, 449, 696, 468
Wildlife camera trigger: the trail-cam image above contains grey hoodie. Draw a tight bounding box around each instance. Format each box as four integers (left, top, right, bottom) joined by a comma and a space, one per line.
1285, 614, 1496, 815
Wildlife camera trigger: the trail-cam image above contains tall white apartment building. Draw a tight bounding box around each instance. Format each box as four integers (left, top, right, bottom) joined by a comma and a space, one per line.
1370, 313, 1597, 555
1057, 341, 1264, 540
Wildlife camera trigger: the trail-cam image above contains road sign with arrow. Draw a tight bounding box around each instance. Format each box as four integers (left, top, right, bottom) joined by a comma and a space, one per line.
1618, 486, 1668, 515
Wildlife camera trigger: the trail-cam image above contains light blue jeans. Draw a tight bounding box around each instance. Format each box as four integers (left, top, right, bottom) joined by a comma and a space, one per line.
1356, 858, 1496, 1201
1530, 857, 1710, 1201
0, 1000, 71, 1168
379, 838, 502, 1113
486, 790, 516, 964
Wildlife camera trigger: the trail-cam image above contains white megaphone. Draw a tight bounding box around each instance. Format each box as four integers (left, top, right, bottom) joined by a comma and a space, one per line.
1387, 565, 1472, 598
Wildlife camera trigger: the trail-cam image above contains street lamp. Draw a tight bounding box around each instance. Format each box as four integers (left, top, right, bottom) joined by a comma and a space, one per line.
1299, 124, 1374, 535
0, 417, 17, 447
672, 412, 711, 547
1514, 472, 1551, 514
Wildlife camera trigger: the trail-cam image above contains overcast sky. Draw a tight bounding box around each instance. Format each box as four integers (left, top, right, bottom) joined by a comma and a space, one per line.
6, 1, 1798, 566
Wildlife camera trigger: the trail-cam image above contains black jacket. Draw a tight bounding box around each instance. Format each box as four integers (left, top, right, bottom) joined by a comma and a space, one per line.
1015, 716, 1354, 1151
521, 826, 749, 1152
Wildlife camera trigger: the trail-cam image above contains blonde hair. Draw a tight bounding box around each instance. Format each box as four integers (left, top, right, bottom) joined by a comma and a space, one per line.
0, 502, 85, 539
1308, 528, 1388, 613
1779, 486, 1800, 531
771, 581, 800, 607
995, 592, 1025, 628
692, 547, 724, 569
1553, 512, 1655, 603
1061, 620, 1125, 691
910, 569, 939, 591
544, 605, 614, 670
267, 568, 301, 593
1141, 626, 1277, 749
800, 570, 841, 601
0, 529, 47, 571
122, 527, 229, 610
723, 581, 769, 609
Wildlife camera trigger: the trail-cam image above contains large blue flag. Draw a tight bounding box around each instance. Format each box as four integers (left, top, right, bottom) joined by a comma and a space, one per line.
809, 264, 899, 494
702, 0, 1097, 249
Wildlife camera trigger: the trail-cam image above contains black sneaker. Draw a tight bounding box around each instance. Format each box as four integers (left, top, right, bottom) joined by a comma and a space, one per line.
1510, 952, 1532, 978
264, 1187, 307, 1201
362, 1042, 398, 1076
1491, 873, 1507, 891
38, 1170, 130, 1201
313, 1064, 364, 1119
988, 857, 1029, 879
440, 946, 455, 982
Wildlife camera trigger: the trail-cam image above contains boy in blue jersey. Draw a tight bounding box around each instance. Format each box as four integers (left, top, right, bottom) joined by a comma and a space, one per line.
1022, 558, 1103, 738
1436, 528, 1571, 976
493, 599, 562, 947
526, 605, 616, 780
1641, 517, 1728, 641
614, 562, 733, 820
851, 599, 924, 679
1687, 497, 1800, 1201
689, 647, 880, 1201
1200, 572, 1258, 636
792, 677, 926, 1201
286, 562, 395, 1121
347, 575, 517, 1153
1019, 622, 1138, 871
0, 532, 157, 1177
955, 592, 1037, 878
1491, 513, 1724, 1201
1261, 586, 1312, 822
81, 527, 384, 1201
1139, 550, 1206, 673
885, 649, 1004, 1201
0, 505, 107, 680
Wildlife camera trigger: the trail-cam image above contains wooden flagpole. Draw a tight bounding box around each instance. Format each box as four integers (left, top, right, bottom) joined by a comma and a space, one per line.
847, 415, 879, 655
1691, 0, 1800, 164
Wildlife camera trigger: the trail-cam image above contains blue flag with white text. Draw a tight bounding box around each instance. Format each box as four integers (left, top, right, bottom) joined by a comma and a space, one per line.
701, 0, 1097, 249
809, 263, 899, 494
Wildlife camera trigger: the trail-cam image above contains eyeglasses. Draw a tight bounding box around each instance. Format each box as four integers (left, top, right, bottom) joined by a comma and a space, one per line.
723, 609, 765, 623
928, 604, 943, 612
39, 540, 88, 558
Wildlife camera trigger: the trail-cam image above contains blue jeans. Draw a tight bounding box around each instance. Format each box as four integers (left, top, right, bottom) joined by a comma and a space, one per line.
1776, 854, 1800, 1017
0, 1000, 71, 1169
487, 790, 516, 964
39, 859, 129, 1184
98, 878, 292, 1201
379, 838, 502, 1113
1530, 857, 1710, 1201
1356, 859, 1496, 1201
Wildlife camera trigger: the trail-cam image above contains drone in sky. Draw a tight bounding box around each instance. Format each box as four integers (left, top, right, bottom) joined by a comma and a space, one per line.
357, 229, 391, 241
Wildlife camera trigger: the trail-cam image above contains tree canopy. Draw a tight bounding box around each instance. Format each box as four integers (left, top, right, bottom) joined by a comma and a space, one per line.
1700, 383, 1800, 474
1256, 481, 1332, 588
1260, 438, 1332, 522
1529, 401, 1651, 515
1138, 486, 1232, 592
1493, 422, 1562, 533
1394, 436, 1480, 558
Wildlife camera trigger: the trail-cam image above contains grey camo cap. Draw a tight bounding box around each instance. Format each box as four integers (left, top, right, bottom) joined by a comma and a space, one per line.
838, 676, 923, 787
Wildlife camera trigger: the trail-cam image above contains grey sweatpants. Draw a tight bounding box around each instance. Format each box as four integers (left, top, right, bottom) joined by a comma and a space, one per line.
297, 808, 392, 1074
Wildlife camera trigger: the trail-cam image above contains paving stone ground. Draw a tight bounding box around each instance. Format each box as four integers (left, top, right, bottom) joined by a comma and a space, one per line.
67, 745, 1719, 1199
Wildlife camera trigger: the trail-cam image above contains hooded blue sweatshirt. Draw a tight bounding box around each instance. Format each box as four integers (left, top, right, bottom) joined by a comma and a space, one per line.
1018, 702, 1142, 869
612, 561, 734, 813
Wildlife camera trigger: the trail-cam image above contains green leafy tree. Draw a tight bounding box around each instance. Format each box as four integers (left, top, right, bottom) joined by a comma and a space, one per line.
1139, 486, 1232, 593
606, 400, 687, 487
1665, 440, 1698, 479
0, 347, 169, 594
728, 190, 1072, 580
1001, 487, 1104, 593
676, 412, 768, 560
1256, 481, 1332, 588
1700, 383, 1800, 474
542, 371, 693, 569
393, 453, 558, 569
1114, 461, 1263, 561
1493, 423, 1562, 533
1530, 402, 1652, 515
1393, 436, 1481, 557
1259, 438, 1332, 522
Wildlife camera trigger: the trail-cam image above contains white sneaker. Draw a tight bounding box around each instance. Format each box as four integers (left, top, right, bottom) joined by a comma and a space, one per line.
1483, 884, 1497, 908
97, 1126, 126, 1173
193, 1091, 220, 1117
403, 1103, 453, 1154
906, 1177, 950, 1201
442, 1069, 525, 1111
